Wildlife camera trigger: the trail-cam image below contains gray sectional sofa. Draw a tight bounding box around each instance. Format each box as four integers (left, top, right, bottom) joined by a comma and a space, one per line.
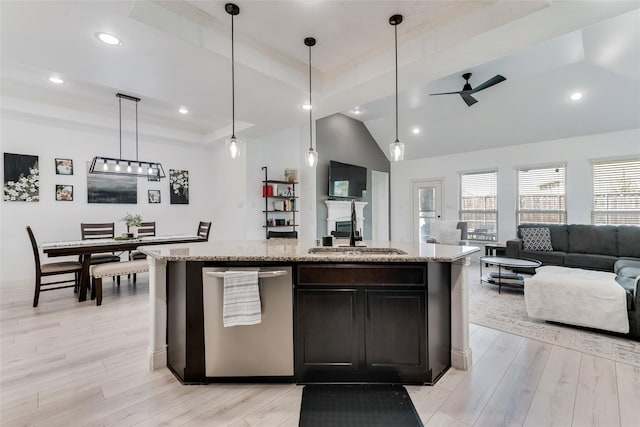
506, 224, 640, 338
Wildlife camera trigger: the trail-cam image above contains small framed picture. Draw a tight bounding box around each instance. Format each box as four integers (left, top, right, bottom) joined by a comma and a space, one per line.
55, 158, 73, 175
148, 189, 161, 204
55, 184, 73, 201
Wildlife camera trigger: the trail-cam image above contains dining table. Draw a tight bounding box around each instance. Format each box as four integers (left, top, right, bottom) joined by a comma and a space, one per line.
41, 234, 206, 301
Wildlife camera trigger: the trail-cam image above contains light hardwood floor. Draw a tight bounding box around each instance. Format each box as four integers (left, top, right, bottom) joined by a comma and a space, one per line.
1, 269, 639, 426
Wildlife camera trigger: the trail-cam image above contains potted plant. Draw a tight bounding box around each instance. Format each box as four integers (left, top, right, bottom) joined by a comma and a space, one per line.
121, 213, 142, 237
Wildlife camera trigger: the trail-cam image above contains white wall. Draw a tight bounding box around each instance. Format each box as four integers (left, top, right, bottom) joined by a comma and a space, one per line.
390, 128, 640, 243
246, 124, 316, 241
1, 104, 317, 284
1, 110, 217, 284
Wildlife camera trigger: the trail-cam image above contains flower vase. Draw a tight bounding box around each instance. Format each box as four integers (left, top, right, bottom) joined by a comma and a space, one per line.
129, 226, 139, 238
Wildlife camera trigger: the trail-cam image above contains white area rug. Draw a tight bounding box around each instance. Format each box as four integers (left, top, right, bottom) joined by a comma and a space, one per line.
467, 262, 640, 367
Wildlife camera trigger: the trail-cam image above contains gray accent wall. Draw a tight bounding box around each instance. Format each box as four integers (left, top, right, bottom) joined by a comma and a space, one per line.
316, 113, 390, 239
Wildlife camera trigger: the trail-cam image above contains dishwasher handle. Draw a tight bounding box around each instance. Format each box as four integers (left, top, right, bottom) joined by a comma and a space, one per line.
205, 270, 288, 279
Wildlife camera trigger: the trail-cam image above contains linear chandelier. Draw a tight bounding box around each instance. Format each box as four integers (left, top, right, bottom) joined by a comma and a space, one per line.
89, 93, 165, 179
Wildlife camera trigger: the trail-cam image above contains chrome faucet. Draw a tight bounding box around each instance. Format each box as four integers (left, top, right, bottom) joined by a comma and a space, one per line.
349, 199, 357, 247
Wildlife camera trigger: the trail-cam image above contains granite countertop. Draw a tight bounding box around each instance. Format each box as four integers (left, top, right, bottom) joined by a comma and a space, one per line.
138, 239, 479, 263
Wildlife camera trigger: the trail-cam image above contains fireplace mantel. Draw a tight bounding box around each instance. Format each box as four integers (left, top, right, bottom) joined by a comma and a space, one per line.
325, 200, 367, 235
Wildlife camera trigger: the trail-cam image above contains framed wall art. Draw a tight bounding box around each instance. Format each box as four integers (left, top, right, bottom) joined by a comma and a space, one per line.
87, 162, 137, 204
169, 169, 189, 204
55, 185, 73, 201
3, 152, 39, 202
55, 158, 73, 175
148, 189, 161, 204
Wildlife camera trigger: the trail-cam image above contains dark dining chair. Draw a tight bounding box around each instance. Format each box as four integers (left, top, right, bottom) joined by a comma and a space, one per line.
197, 221, 212, 241
27, 226, 83, 307
267, 231, 298, 239
80, 222, 121, 283
129, 221, 156, 283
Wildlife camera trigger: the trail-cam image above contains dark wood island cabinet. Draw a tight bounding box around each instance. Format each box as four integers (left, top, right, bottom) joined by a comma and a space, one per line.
295, 263, 450, 384
141, 239, 478, 385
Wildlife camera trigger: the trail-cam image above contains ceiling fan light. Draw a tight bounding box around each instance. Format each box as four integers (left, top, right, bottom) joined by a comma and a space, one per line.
390, 141, 405, 162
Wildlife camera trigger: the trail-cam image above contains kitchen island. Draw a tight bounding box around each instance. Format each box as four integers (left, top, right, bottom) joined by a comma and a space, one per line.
140, 240, 479, 385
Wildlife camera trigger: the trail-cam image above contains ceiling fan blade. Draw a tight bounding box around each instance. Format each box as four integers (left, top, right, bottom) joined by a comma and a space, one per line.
470, 75, 506, 93
429, 91, 462, 96
461, 93, 478, 107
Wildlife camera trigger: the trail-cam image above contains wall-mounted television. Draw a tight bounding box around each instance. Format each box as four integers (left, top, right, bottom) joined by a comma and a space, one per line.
329, 160, 367, 199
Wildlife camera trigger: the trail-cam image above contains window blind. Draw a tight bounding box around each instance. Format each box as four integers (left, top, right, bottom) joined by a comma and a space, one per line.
460, 171, 497, 241
592, 158, 640, 225
517, 165, 566, 225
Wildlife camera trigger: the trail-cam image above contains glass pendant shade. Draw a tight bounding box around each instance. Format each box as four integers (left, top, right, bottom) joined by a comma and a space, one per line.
226, 136, 242, 159
390, 140, 405, 162
306, 148, 318, 167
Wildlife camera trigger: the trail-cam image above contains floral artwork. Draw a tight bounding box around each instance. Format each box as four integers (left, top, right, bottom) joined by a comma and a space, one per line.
3, 153, 39, 202
55, 185, 73, 201
55, 158, 73, 175
169, 169, 189, 204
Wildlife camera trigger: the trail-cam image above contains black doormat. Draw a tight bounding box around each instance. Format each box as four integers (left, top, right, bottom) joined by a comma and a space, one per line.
298, 384, 424, 427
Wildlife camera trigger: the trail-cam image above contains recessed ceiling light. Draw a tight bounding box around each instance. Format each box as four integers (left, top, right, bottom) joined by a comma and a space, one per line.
301, 103, 312, 110
178, 107, 189, 114
48, 76, 64, 84
570, 92, 583, 101
412, 127, 421, 135
352, 107, 362, 115
95, 32, 122, 46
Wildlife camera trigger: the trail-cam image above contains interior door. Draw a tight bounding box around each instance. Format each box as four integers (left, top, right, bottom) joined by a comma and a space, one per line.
412, 180, 442, 243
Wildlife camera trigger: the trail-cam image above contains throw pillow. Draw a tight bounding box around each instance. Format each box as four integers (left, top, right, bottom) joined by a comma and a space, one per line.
437, 228, 462, 245
521, 227, 553, 251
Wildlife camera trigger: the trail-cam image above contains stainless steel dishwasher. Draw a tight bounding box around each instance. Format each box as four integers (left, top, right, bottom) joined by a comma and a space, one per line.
201, 267, 294, 377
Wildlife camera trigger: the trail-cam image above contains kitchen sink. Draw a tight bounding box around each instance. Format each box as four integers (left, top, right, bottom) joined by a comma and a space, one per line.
308, 247, 408, 255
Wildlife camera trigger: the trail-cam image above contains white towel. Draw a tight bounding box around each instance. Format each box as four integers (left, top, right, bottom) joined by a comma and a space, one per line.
223, 271, 261, 327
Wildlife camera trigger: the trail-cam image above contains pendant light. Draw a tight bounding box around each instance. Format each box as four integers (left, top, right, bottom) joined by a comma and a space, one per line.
89, 93, 165, 178
389, 14, 405, 162
225, 3, 242, 159
304, 37, 318, 168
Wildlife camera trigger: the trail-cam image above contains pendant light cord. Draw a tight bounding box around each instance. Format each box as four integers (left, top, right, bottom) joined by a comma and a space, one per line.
231, 12, 236, 138
118, 96, 122, 159
135, 101, 139, 161
308, 44, 312, 151
394, 23, 398, 143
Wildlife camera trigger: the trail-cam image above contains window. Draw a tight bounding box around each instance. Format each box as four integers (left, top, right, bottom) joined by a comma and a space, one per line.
517, 164, 566, 225
592, 158, 640, 225
460, 171, 497, 241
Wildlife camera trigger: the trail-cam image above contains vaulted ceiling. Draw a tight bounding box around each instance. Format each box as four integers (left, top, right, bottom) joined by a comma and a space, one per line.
1, 1, 639, 160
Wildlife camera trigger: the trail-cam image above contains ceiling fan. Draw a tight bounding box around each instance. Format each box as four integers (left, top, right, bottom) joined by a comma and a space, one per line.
429, 73, 506, 107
